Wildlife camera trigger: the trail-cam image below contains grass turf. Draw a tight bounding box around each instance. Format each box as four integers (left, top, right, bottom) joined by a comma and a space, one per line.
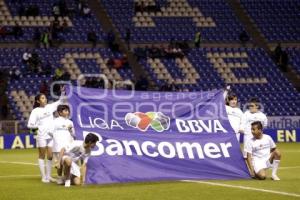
0, 143, 299, 200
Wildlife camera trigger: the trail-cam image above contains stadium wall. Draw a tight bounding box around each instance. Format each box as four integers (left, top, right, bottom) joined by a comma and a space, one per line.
0, 129, 299, 149
267, 116, 300, 129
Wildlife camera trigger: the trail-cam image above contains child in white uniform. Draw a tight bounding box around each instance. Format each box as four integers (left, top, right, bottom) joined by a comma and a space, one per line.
27, 93, 64, 183
245, 121, 281, 180
57, 133, 99, 187
240, 98, 268, 157
225, 93, 243, 142
50, 104, 75, 184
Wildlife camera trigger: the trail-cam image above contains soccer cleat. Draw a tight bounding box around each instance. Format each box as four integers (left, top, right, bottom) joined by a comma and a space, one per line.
56, 177, 64, 185
271, 175, 280, 181
65, 179, 71, 187
41, 178, 50, 183
48, 177, 57, 182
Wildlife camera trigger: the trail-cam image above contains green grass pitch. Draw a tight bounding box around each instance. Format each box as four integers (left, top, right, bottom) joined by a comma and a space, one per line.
0, 143, 299, 200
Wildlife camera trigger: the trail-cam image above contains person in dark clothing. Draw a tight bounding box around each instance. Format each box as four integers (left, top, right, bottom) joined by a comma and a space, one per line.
107, 30, 115, 50
9, 66, 21, 80
40, 30, 51, 48
239, 30, 250, 45
59, 0, 68, 16
61, 71, 71, 81
41, 62, 53, 75
33, 29, 41, 47
274, 43, 282, 64
87, 31, 97, 47
194, 32, 201, 48
106, 30, 119, 52
39, 81, 49, 96
125, 28, 131, 50
160, 80, 178, 91
0, 95, 8, 119
160, 84, 169, 91
61, 19, 69, 32
0, 24, 8, 38
135, 75, 149, 91
50, 18, 61, 40
52, 3, 60, 17
278, 51, 288, 72
31, 52, 41, 66
12, 23, 23, 38
27, 52, 42, 73
26, 5, 39, 16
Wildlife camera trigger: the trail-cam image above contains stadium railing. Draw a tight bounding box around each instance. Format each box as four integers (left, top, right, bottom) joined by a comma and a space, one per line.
0, 120, 20, 134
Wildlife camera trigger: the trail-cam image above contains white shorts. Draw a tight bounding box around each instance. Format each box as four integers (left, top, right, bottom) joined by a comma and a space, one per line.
71, 162, 81, 177
37, 138, 53, 148
52, 144, 65, 154
52, 143, 60, 153
62, 156, 81, 177
52, 139, 73, 153
253, 158, 272, 173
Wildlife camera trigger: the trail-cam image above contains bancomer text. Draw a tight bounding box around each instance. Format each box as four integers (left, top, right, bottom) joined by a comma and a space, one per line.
91, 133, 233, 159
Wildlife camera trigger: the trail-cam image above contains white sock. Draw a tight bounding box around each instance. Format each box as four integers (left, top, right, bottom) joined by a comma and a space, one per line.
46, 160, 53, 179
65, 179, 71, 187
272, 160, 280, 176
38, 159, 46, 179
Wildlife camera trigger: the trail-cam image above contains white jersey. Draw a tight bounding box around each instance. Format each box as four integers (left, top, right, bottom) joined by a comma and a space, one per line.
240, 110, 268, 135
244, 134, 276, 161
51, 116, 75, 152
27, 99, 63, 139
64, 140, 91, 164
226, 105, 243, 134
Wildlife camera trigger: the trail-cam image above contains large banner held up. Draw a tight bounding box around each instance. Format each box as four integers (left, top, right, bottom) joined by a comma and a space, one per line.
66, 86, 250, 184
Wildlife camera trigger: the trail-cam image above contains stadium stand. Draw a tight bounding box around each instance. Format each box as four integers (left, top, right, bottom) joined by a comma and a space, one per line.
3, 48, 134, 123
0, 0, 105, 42
240, 0, 300, 41
137, 47, 300, 116
102, 0, 246, 42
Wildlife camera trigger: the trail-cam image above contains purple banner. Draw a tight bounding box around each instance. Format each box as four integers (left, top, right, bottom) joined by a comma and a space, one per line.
66, 86, 250, 184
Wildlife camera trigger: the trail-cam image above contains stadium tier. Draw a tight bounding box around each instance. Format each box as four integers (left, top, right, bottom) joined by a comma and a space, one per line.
137, 47, 300, 116
0, 0, 299, 126
0, 0, 105, 42
3, 48, 134, 122
241, 0, 300, 41
102, 0, 246, 42
2, 46, 300, 124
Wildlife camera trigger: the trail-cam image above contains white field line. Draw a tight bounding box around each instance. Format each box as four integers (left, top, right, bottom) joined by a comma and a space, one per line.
280, 166, 300, 170
281, 150, 300, 153
0, 175, 39, 178
0, 161, 37, 166
182, 180, 300, 198
0, 159, 300, 196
